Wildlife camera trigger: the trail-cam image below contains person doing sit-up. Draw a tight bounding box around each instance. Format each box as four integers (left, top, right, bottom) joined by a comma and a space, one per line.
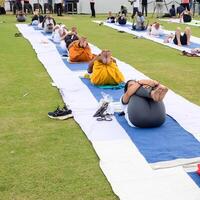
164, 26, 191, 46
180, 9, 192, 23
87, 50, 124, 85
148, 22, 164, 36
68, 37, 94, 62
121, 79, 168, 128
16, 10, 26, 22
42, 15, 56, 33
116, 12, 127, 25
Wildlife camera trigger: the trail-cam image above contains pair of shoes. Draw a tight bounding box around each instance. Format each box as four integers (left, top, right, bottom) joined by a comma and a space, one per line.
151, 84, 168, 102
14, 32, 22, 37
48, 105, 73, 120
182, 50, 199, 57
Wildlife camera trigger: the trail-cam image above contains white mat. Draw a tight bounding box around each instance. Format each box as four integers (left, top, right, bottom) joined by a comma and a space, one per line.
16, 24, 200, 200
93, 20, 200, 53
159, 18, 200, 27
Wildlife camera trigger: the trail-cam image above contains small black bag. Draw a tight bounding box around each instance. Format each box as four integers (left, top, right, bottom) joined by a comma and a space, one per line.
93, 102, 109, 117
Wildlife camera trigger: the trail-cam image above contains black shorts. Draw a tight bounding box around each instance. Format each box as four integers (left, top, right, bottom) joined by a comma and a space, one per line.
118, 18, 127, 25
173, 33, 187, 45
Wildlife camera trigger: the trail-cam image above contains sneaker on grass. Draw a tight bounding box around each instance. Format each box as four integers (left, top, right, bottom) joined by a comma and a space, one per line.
48, 106, 73, 120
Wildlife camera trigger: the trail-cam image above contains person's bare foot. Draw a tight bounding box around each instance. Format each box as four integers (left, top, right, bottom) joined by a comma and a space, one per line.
101, 50, 107, 64
105, 50, 112, 64
79, 37, 84, 47
151, 84, 168, 102
79, 37, 87, 48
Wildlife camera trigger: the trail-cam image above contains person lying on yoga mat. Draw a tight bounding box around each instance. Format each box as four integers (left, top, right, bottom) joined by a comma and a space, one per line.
68, 37, 94, 62
147, 22, 164, 37
16, 10, 26, 22
116, 12, 127, 25
180, 9, 192, 23
87, 50, 124, 85
121, 79, 168, 128
42, 15, 56, 33
31, 9, 44, 25
106, 11, 116, 23
132, 12, 146, 31
60, 26, 79, 53
164, 26, 191, 46
51, 24, 68, 43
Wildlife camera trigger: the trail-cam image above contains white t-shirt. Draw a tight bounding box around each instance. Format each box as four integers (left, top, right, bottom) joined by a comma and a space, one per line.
136, 15, 145, 29
132, 0, 140, 8
150, 25, 164, 36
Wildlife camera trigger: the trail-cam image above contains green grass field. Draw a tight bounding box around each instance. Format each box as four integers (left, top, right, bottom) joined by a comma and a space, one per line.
0, 13, 200, 200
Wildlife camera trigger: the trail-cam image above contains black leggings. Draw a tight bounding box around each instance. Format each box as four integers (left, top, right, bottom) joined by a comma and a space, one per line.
127, 86, 166, 128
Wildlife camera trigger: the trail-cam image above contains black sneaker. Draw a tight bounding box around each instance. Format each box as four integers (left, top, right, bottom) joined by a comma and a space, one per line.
48, 106, 73, 120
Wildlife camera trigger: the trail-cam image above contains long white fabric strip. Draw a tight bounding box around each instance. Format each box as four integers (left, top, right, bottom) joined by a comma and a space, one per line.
16, 24, 200, 200
93, 20, 200, 53
159, 18, 200, 27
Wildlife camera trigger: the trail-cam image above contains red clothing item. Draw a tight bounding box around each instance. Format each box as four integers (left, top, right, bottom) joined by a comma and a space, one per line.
182, 0, 189, 3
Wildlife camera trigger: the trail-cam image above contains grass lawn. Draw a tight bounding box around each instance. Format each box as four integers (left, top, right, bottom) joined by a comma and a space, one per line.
0, 13, 200, 200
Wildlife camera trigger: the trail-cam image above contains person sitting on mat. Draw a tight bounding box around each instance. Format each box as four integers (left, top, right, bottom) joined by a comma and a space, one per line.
164, 26, 191, 46
87, 50, 124, 86
132, 12, 146, 31
121, 79, 168, 128
116, 12, 127, 25
106, 11, 116, 23
16, 10, 26, 22
42, 15, 56, 33
68, 37, 94, 62
148, 22, 164, 37
180, 9, 192, 23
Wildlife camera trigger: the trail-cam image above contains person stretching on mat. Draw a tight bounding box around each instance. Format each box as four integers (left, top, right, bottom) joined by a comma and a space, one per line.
147, 22, 164, 37
16, 10, 26, 22
116, 12, 127, 25
180, 9, 192, 23
59, 26, 79, 53
87, 50, 124, 85
164, 26, 191, 46
68, 37, 94, 62
42, 15, 56, 33
121, 79, 168, 128
51, 24, 68, 43
106, 11, 116, 23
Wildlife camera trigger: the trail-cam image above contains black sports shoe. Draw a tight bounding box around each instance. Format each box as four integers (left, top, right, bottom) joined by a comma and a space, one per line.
48, 106, 73, 120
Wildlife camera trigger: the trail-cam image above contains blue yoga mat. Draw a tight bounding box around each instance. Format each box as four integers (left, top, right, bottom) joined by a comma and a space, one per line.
188, 172, 200, 187
81, 79, 200, 161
